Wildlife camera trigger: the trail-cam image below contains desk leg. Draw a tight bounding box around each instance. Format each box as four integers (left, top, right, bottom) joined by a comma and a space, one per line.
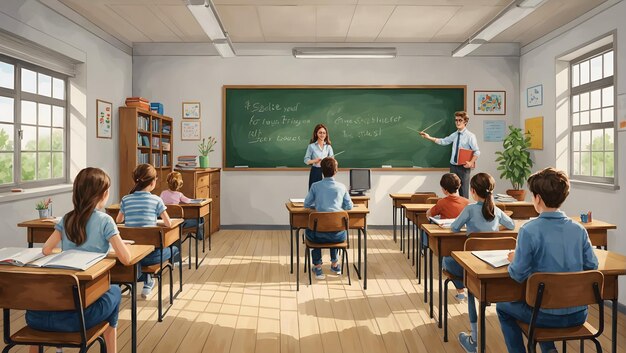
131, 267, 138, 353
296, 229, 300, 291
438, 255, 443, 328
195, 217, 207, 269
290, 227, 294, 274
363, 227, 368, 290
400, 208, 405, 252
479, 301, 487, 353
207, 213, 211, 252
393, 205, 397, 243
429, 248, 434, 317
407, 218, 412, 260
424, 247, 428, 303
416, 227, 421, 283
612, 299, 618, 353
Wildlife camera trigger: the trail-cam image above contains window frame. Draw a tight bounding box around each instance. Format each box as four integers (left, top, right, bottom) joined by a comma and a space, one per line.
569, 43, 615, 185
0, 54, 69, 191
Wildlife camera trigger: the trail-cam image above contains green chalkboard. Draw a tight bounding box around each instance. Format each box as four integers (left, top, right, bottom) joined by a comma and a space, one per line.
223, 86, 466, 169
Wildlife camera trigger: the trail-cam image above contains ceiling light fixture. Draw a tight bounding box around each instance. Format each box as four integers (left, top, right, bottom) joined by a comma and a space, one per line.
187, 0, 235, 57
452, 0, 547, 57
292, 47, 397, 59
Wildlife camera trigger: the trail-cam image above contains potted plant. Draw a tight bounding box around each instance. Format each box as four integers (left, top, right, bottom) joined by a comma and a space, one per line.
35, 198, 52, 218
198, 136, 216, 169
495, 125, 534, 201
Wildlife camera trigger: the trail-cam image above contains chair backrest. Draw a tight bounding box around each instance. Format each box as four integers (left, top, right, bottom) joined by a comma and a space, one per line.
0, 271, 80, 311
165, 204, 184, 218
410, 192, 437, 204
117, 226, 164, 247
426, 197, 440, 204
525, 271, 604, 309
308, 211, 349, 233
464, 237, 516, 251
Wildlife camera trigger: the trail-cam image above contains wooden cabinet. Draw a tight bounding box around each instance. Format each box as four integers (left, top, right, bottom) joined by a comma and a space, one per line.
176, 168, 220, 233
118, 107, 173, 199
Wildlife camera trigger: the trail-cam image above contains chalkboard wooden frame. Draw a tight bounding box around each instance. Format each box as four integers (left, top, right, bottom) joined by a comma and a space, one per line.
222, 85, 467, 171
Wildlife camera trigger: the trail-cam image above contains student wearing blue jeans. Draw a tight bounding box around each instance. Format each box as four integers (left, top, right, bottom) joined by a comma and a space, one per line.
496, 168, 598, 353
304, 157, 353, 280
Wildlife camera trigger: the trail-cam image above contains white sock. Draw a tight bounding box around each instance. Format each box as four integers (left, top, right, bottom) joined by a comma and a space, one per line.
470, 322, 477, 341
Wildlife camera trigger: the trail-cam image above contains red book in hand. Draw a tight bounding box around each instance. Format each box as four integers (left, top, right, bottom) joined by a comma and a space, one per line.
457, 148, 474, 167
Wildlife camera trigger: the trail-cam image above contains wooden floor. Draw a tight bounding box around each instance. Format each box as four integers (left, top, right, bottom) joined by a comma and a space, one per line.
2, 229, 625, 353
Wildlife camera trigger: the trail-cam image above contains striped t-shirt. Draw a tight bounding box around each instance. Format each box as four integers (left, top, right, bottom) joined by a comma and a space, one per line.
120, 191, 167, 227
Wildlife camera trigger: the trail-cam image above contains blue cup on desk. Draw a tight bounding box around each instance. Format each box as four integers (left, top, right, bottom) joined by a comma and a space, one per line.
580, 213, 588, 223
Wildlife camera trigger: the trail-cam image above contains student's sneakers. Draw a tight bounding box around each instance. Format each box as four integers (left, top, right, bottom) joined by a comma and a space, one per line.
330, 263, 342, 275
454, 292, 467, 301
458, 332, 477, 353
313, 266, 325, 280
141, 274, 155, 299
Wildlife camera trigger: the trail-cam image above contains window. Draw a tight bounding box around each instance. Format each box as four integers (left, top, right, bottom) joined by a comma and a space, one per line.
570, 44, 614, 185
0, 55, 67, 189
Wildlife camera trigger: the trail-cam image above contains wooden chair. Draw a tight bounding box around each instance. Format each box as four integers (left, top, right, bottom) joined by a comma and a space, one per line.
0, 271, 108, 353
442, 236, 517, 342
426, 197, 440, 204
304, 211, 351, 286
519, 271, 604, 353
166, 205, 203, 270
405, 192, 437, 254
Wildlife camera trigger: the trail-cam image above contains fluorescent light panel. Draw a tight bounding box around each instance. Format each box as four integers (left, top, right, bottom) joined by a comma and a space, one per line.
187, 1, 236, 57
293, 47, 396, 59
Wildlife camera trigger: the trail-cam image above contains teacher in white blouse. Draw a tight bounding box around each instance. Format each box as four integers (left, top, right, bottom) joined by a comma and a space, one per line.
304, 124, 334, 190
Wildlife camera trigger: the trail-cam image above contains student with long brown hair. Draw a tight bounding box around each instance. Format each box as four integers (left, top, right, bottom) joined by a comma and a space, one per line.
28, 167, 132, 353
304, 123, 334, 190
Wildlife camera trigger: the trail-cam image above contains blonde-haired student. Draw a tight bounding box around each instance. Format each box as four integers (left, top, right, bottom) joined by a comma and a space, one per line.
446, 172, 515, 353
116, 163, 179, 298
27, 167, 131, 353
160, 171, 203, 239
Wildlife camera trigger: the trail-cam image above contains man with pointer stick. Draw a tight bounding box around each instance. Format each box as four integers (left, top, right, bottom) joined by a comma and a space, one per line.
419, 111, 479, 198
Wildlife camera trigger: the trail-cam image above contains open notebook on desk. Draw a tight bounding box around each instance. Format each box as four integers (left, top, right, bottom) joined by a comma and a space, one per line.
182, 198, 205, 204
289, 198, 305, 207
428, 217, 456, 228
471, 250, 511, 268
0, 248, 105, 271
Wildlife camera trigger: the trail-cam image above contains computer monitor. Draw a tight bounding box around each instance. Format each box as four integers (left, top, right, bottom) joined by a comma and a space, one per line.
349, 169, 371, 196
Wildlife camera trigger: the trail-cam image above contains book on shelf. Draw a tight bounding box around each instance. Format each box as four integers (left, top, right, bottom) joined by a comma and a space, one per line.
0, 248, 106, 271
471, 249, 511, 268
428, 216, 456, 228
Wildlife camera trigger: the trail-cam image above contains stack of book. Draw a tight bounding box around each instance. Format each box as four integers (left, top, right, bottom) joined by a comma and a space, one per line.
176, 155, 197, 170
125, 97, 150, 111
495, 193, 517, 202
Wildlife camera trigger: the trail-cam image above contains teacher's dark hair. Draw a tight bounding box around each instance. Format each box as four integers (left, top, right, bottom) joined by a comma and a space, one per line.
310, 124, 332, 145
470, 173, 495, 221
455, 111, 469, 124
527, 167, 569, 208
321, 157, 338, 178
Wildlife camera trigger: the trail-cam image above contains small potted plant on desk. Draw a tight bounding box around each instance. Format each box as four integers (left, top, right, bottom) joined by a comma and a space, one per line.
35, 198, 52, 218
198, 136, 216, 169
495, 125, 534, 201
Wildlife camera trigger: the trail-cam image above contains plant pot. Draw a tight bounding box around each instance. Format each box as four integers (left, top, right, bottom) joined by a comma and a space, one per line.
505, 189, 526, 201
37, 208, 50, 219
199, 155, 208, 168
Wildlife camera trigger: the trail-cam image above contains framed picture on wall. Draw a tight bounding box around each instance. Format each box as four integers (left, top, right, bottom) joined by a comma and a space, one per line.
527, 84, 543, 107
182, 102, 200, 119
96, 99, 112, 139
474, 90, 506, 115
181, 120, 201, 140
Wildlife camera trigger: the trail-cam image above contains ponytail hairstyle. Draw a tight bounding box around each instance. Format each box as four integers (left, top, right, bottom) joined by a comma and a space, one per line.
470, 173, 496, 221
64, 167, 111, 245
309, 123, 331, 145
130, 163, 157, 194
166, 171, 184, 191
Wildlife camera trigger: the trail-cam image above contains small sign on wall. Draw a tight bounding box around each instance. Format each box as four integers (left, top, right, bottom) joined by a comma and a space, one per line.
525, 116, 543, 150
483, 120, 506, 142
181, 120, 201, 140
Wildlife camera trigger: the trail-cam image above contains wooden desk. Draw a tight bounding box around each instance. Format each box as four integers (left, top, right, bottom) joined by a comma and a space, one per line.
285, 203, 369, 290
350, 195, 369, 207
17, 218, 58, 247
495, 201, 538, 219
389, 193, 413, 248
403, 203, 432, 283
452, 249, 626, 353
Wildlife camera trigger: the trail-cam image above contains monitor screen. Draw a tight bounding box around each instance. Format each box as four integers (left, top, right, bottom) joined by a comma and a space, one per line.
350, 169, 371, 195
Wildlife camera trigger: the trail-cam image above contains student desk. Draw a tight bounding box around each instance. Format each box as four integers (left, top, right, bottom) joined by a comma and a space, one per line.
403, 203, 432, 282
17, 218, 58, 247
285, 203, 369, 291
452, 249, 626, 353
494, 201, 538, 219
350, 195, 369, 207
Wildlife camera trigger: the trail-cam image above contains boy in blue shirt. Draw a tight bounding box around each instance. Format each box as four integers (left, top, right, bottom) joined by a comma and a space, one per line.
304, 157, 353, 279
496, 167, 598, 353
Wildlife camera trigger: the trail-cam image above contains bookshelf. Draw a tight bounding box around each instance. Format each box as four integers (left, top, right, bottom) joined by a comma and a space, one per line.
119, 107, 173, 199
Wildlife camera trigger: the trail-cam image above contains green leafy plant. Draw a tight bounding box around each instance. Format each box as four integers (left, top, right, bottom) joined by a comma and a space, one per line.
495, 125, 534, 190
35, 198, 52, 210
198, 136, 217, 156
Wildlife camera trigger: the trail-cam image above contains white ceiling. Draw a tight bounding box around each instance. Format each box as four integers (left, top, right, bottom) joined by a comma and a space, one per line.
57, 0, 609, 47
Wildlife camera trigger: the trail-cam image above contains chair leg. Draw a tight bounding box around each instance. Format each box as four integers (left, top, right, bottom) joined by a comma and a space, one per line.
157, 272, 163, 322
341, 249, 345, 275
580, 339, 585, 353
563, 340, 567, 353
99, 335, 107, 353
443, 278, 451, 342
307, 247, 312, 285
592, 338, 602, 353
345, 248, 351, 286
2, 344, 14, 353
169, 264, 174, 305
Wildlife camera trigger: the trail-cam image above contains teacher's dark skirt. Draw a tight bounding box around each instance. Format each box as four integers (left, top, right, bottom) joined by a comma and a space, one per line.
308, 166, 323, 190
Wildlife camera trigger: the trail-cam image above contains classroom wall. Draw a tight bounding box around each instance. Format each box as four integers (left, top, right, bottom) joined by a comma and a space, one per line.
0, 0, 132, 247
519, 0, 626, 304
133, 54, 520, 226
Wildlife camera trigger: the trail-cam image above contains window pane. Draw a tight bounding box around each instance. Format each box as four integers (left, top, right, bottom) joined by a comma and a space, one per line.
52, 78, 64, 100
572, 112, 579, 126
605, 152, 614, 177
0, 62, 14, 89
580, 130, 590, 151
21, 68, 36, 94
38, 152, 51, 180
52, 128, 63, 151
590, 109, 601, 123
52, 106, 64, 127
573, 152, 580, 175
602, 107, 614, 122
572, 131, 580, 151
591, 152, 603, 177
590, 55, 602, 82
580, 92, 589, 111
0, 153, 13, 184
580, 111, 589, 125
0, 96, 13, 123
590, 89, 601, 109
52, 152, 63, 178
572, 95, 579, 112
21, 101, 36, 125
591, 129, 603, 151
0, 124, 14, 152
580, 152, 590, 175
604, 51, 613, 77
38, 127, 51, 150
21, 126, 36, 151
38, 104, 51, 126
21, 152, 35, 181
37, 73, 51, 97
604, 128, 614, 150
580, 61, 590, 85
602, 86, 613, 107
572, 64, 580, 87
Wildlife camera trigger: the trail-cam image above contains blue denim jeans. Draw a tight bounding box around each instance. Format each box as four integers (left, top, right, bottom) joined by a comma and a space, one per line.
26, 285, 121, 331
305, 229, 346, 265
496, 301, 587, 353
442, 256, 477, 323
182, 218, 204, 240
